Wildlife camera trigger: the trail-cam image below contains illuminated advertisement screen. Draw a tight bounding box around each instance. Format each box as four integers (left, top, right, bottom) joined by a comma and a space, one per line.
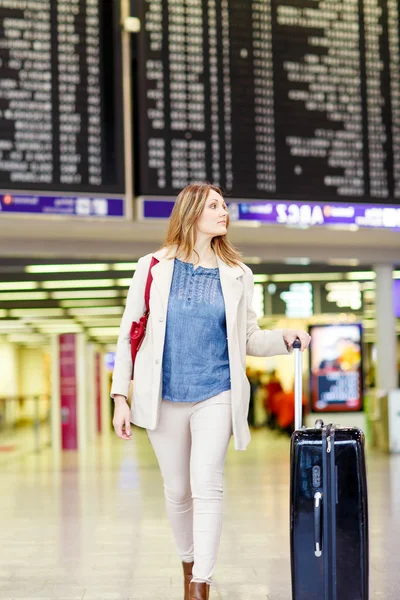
309, 324, 363, 413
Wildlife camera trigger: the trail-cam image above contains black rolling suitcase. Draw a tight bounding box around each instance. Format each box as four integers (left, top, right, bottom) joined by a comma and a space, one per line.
290, 340, 369, 600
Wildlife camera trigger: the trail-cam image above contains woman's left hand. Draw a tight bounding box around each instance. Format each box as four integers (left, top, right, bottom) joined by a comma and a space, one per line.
282, 329, 311, 352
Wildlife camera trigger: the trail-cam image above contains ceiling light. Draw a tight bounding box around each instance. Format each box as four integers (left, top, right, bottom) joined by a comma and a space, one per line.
0, 320, 27, 330
8, 334, 47, 343
38, 324, 83, 332
26, 263, 109, 273
74, 314, 124, 322
242, 257, 262, 264
328, 258, 360, 266
67, 306, 123, 316
284, 257, 311, 265
74, 318, 122, 327
346, 271, 376, 281
325, 281, 361, 291
41, 330, 83, 336
0, 291, 49, 301
60, 299, 120, 308
51, 290, 119, 299
230, 221, 262, 228
21, 318, 74, 325
42, 279, 114, 289
88, 327, 121, 336
10, 308, 65, 317
362, 281, 376, 290
112, 262, 138, 271
253, 274, 269, 283
2, 327, 35, 334
394, 271, 400, 279
117, 278, 132, 287
0, 281, 38, 291
271, 273, 342, 282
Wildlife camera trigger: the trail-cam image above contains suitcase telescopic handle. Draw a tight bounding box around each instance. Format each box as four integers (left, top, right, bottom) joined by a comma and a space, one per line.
293, 338, 302, 430
314, 492, 323, 557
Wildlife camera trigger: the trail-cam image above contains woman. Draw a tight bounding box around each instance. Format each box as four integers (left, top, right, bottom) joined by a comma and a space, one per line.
111, 183, 310, 600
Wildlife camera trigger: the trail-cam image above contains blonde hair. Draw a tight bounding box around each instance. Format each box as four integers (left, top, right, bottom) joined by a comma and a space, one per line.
159, 182, 243, 267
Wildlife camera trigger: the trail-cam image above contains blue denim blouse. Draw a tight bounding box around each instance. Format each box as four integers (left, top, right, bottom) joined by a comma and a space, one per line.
162, 258, 231, 402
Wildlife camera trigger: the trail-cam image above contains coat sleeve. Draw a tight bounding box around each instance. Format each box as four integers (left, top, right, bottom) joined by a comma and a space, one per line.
110, 256, 149, 399
244, 267, 291, 357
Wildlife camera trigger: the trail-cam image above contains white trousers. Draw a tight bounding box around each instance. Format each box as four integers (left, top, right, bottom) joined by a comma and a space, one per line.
146, 390, 232, 585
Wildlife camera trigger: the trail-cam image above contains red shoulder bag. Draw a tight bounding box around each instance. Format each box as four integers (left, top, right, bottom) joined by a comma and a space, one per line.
130, 257, 159, 379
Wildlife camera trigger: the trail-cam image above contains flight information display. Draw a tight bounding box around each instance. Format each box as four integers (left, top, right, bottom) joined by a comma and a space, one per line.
0, 0, 124, 194
135, 0, 400, 203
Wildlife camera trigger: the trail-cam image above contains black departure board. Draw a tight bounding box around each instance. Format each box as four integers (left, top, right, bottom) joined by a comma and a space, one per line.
135, 0, 400, 203
0, 0, 124, 193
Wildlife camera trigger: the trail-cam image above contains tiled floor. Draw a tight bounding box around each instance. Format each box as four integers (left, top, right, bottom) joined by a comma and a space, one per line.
0, 425, 399, 599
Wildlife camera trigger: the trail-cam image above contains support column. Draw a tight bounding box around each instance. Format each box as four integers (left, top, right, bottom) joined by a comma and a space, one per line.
76, 334, 88, 455
86, 343, 97, 443
101, 352, 112, 437
51, 333, 89, 454
374, 264, 397, 391
50, 335, 61, 456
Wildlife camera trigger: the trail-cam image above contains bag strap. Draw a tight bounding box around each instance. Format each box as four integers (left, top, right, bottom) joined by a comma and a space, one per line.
144, 257, 159, 313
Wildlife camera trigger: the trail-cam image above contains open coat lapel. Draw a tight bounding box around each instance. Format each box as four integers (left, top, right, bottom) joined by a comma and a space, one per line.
150, 248, 175, 314
216, 255, 245, 336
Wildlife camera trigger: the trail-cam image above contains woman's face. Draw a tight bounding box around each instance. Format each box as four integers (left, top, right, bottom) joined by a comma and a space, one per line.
196, 191, 229, 237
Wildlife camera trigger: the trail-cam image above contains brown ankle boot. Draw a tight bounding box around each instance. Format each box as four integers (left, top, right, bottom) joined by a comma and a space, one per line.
182, 561, 194, 600
189, 581, 210, 600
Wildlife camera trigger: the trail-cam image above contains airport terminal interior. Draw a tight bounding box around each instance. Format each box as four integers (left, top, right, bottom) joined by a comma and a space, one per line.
1, 0, 400, 599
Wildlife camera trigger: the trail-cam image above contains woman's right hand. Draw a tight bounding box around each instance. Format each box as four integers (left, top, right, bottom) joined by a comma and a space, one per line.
112, 396, 132, 440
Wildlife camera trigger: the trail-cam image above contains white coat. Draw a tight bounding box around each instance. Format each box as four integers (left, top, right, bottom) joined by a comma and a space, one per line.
111, 247, 290, 451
